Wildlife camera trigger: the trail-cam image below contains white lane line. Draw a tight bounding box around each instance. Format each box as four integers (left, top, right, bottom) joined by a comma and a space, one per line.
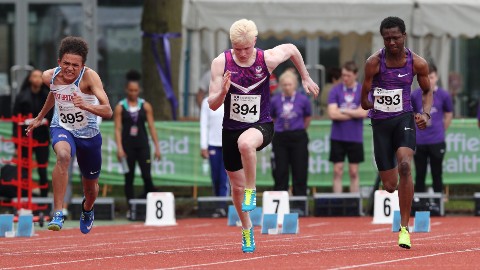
306, 222, 329, 227
328, 247, 480, 270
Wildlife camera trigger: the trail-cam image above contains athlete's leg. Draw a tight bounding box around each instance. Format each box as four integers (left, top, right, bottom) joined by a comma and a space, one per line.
75, 133, 102, 211
227, 169, 251, 228
396, 147, 415, 228
52, 141, 72, 211
237, 128, 263, 189
82, 176, 99, 211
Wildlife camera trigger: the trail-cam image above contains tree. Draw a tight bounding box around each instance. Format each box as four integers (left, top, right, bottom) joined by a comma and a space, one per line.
141, 0, 182, 120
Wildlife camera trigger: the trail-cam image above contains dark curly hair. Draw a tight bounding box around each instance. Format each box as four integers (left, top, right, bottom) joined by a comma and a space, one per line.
58, 36, 89, 63
380, 17, 406, 35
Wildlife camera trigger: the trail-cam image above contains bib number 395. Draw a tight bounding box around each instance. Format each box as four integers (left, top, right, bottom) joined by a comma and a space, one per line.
58, 105, 87, 130
60, 111, 85, 124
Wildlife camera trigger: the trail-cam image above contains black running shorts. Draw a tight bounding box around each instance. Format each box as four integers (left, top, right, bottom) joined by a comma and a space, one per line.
371, 113, 416, 171
222, 122, 274, 172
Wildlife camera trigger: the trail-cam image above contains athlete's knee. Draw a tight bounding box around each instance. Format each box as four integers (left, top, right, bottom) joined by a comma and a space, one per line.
381, 178, 397, 193
55, 150, 71, 167
398, 161, 411, 177
384, 184, 397, 193
237, 139, 254, 155
83, 182, 99, 197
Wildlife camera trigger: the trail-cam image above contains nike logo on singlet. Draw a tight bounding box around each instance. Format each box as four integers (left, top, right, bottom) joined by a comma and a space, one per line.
398, 73, 409, 78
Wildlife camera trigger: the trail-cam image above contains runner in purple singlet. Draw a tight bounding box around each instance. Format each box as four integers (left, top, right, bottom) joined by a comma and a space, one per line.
360, 17, 433, 249
208, 19, 319, 253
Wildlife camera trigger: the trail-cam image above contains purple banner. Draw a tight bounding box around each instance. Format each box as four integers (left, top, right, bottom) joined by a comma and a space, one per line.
143, 32, 181, 120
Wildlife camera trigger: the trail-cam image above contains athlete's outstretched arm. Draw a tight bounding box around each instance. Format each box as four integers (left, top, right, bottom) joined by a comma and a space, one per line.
265, 44, 319, 98
26, 69, 56, 135
360, 55, 379, 110
208, 55, 229, 111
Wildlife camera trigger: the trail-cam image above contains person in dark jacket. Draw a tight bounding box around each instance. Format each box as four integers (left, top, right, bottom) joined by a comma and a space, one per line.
13, 69, 53, 197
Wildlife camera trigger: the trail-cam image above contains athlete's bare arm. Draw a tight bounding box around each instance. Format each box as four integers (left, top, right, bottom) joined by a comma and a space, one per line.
413, 53, 433, 117
208, 55, 229, 111
25, 69, 56, 135
264, 44, 319, 98
75, 68, 113, 119
360, 52, 381, 110
113, 104, 124, 160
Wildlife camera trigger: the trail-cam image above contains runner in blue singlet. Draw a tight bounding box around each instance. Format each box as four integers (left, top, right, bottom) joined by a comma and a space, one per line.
26, 36, 113, 234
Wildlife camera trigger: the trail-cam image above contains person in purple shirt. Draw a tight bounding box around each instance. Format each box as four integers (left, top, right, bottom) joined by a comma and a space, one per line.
270, 70, 312, 196
411, 63, 453, 194
361, 17, 432, 249
327, 61, 368, 193
208, 19, 319, 253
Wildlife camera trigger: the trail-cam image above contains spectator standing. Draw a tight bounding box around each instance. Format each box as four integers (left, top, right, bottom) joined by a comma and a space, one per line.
13, 69, 53, 197
327, 61, 367, 193
411, 63, 453, 193
270, 70, 312, 196
114, 70, 161, 218
200, 94, 229, 217
320, 67, 341, 117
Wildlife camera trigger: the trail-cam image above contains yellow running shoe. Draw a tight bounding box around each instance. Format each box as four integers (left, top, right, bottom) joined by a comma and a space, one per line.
241, 227, 255, 253
398, 226, 411, 249
242, 189, 256, 212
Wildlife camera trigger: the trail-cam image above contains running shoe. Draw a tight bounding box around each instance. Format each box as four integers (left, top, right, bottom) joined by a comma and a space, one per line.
241, 189, 256, 212
241, 227, 255, 253
79, 198, 94, 234
398, 226, 411, 249
47, 211, 64, 231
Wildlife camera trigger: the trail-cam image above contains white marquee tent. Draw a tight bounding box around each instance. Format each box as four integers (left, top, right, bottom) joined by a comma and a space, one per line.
180, 0, 480, 115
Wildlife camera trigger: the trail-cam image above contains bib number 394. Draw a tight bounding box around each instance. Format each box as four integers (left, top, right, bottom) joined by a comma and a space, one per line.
230, 94, 260, 123
373, 87, 403, 112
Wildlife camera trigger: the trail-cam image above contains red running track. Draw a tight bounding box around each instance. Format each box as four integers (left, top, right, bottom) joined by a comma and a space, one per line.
1, 217, 479, 269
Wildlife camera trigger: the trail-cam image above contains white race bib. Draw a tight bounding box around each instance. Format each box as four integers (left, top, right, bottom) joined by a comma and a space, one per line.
58, 104, 88, 130
229, 94, 260, 123
373, 87, 403, 112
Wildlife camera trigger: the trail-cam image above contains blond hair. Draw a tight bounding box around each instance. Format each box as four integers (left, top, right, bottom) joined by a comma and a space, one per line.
279, 70, 299, 87
229, 19, 258, 45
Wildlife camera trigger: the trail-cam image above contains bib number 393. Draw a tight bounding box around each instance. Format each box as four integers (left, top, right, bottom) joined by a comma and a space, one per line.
59, 105, 87, 130
373, 87, 403, 112
230, 94, 260, 123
